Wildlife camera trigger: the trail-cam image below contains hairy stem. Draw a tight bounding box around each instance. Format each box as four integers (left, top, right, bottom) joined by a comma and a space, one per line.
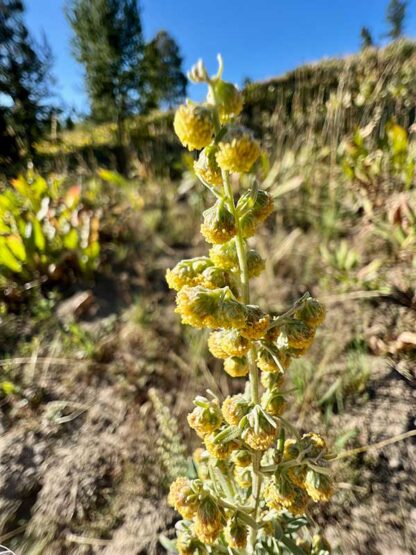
222, 169, 261, 552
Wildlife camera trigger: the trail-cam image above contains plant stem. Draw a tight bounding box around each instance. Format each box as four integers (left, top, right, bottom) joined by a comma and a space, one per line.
222, 169, 261, 553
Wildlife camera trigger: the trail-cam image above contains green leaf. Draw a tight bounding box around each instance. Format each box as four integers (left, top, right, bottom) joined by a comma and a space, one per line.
280, 536, 308, 555
6, 235, 26, 262
0, 238, 22, 273
0, 380, 17, 395
32, 218, 46, 252
63, 228, 79, 250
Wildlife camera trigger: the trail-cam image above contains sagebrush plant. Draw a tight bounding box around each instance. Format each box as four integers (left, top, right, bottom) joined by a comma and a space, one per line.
165, 57, 333, 554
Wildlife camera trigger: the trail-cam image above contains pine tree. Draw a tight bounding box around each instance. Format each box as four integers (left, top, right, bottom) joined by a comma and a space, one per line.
0, 0, 52, 171
360, 26, 374, 49
386, 0, 407, 40
67, 0, 144, 143
141, 31, 187, 112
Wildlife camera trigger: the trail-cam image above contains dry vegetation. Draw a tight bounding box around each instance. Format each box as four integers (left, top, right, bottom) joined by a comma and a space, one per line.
0, 41, 415, 554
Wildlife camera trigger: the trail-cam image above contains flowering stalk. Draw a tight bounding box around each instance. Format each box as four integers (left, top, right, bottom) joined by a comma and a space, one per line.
166, 56, 333, 555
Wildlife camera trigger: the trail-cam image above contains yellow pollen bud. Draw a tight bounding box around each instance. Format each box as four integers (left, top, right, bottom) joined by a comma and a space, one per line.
174, 103, 215, 151
224, 356, 249, 377
216, 125, 260, 173
194, 145, 223, 186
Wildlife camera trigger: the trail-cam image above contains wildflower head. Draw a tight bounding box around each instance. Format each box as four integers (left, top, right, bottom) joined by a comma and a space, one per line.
234, 465, 252, 488
264, 477, 309, 515
194, 145, 223, 187
168, 477, 201, 519
166, 257, 213, 291
237, 189, 274, 238
261, 388, 287, 417
222, 394, 250, 426
204, 432, 238, 460
282, 319, 315, 350
240, 305, 270, 339
187, 396, 223, 438
176, 529, 208, 555
304, 470, 333, 502
257, 344, 290, 374
201, 200, 236, 244
261, 371, 285, 390
296, 297, 326, 328
224, 356, 249, 378
241, 406, 279, 451
208, 80, 244, 123
175, 286, 246, 329
208, 329, 250, 359
231, 449, 252, 467
193, 448, 210, 480
224, 514, 248, 549
174, 103, 215, 151
194, 495, 225, 544
199, 266, 238, 294
216, 125, 261, 173
301, 432, 327, 458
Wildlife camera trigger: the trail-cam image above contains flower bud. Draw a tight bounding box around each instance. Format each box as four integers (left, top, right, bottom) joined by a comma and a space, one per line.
264, 478, 309, 515
260, 371, 285, 390
247, 248, 266, 277
231, 449, 252, 467
193, 448, 210, 480
261, 389, 287, 417
194, 496, 225, 544
224, 514, 248, 549
238, 189, 274, 237
224, 356, 249, 378
174, 103, 215, 151
304, 470, 333, 502
282, 319, 315, 350
296, 297, 326, 328
168, 477, 200, 519
301, 432, 327, 458
209, 239, 265, 277
208, 329, 250, 359
222, 394, 250, 425
208, 81, 244, 123
176, 531, 208, 555
200, 266, 238, 294
287, 465, 307, 488
240, 305, 270, 339
204, 432, 238, 460
175, 286, 246, 329
201, 200, 236, 244
216, 125, 260, 173
242, 407, 279, 451
166, 257, 213, 291
234, 465, 252, 488
187, 397, 223, 438
194, 145, 223, 187
257, 344, 290, 374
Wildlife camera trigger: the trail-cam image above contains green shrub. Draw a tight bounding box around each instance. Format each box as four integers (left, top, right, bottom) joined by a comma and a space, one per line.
0, 170, 100, 293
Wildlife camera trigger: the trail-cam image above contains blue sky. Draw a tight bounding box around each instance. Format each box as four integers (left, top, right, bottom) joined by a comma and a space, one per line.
25, 0, 416, 115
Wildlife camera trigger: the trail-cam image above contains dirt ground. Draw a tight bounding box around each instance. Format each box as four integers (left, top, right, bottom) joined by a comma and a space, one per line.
0, 220, 415, 555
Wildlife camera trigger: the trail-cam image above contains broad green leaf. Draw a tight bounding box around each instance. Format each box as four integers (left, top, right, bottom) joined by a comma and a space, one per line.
0, 238, 22, 273
6, 235, 26, 261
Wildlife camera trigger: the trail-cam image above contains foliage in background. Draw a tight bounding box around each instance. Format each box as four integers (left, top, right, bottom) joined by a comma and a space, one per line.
0, 0, 53, 173
0, 170, 100, 302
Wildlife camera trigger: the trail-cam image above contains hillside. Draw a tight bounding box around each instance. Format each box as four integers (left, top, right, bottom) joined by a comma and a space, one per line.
1, 40, 415, 554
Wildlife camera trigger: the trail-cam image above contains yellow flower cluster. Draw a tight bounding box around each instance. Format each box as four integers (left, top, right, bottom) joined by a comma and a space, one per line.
174, 103, 215, 151
167, 56, 333, 553
216, 125, 261, 173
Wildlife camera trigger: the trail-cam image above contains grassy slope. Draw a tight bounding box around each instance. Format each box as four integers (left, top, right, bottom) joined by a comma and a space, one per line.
1, 40, 416, 554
